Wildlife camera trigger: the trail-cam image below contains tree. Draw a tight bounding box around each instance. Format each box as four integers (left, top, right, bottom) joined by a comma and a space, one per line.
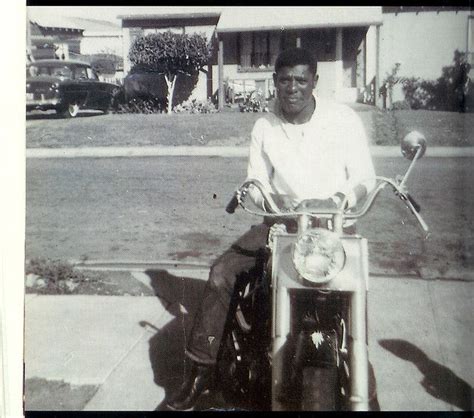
128, 31, 211, 113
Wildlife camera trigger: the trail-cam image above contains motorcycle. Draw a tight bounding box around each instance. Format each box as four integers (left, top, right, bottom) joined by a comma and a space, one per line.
216, 131, 429, 411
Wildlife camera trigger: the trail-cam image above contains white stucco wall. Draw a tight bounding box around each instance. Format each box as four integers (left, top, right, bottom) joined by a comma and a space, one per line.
189, 71, 209, 101
366, 25, 377, 84
380, 10, 470, 82
81, 36, 122, 56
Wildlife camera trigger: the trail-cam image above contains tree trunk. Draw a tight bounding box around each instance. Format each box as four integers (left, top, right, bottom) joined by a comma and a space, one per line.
165, 74, 176, 114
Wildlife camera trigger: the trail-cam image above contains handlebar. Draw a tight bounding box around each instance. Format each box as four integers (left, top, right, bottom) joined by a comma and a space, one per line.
405, 193, 421, 213
225, 194, 239, 214
226, 177, 429, 233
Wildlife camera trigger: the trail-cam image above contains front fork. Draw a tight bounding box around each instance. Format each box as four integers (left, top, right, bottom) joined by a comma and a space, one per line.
349, 287, 369, 411
271, 276, 369, 411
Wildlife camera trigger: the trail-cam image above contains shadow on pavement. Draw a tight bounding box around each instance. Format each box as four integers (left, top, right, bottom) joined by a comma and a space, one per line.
379, 339, 473, 411
142, 269, 230, 411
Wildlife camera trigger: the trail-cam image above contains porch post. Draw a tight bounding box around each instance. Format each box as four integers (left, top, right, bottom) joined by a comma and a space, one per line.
375, 24, 381, 108
123, 28, 131, 75
335, 27, 343, 101
218, 35, 224, 111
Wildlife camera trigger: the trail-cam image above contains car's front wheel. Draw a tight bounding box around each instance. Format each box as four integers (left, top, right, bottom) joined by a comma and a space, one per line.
58, 103, 80, 118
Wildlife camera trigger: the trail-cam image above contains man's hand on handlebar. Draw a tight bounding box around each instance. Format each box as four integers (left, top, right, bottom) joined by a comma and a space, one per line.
268, 193, 295, 212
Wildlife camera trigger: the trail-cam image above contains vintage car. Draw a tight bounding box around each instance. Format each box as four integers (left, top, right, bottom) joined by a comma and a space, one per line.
26, 59, 121, 118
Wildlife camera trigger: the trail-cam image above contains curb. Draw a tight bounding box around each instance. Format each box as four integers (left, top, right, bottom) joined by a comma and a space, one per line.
26, 146, 474, 159
69, 260, 473, 282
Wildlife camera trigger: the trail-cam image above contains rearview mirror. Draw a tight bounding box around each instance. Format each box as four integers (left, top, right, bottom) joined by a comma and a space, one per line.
401, 131, 427, 160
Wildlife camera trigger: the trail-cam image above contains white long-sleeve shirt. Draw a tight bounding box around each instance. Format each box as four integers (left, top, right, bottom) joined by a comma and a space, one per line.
246, 97, 375, 208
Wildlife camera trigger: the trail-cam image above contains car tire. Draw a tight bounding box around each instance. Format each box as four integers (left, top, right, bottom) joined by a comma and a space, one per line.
110, 87, 124, 111
58, 103, 80, 118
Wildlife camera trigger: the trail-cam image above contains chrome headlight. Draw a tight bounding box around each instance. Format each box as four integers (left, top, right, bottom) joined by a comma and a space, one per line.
293, 228, 345, 284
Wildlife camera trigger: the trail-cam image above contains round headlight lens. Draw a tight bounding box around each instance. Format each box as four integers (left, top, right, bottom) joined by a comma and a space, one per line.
293, 228, 345, 284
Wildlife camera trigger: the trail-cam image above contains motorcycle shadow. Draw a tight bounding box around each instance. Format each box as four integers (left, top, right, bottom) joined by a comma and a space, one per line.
142, 269, 246, 412
379, 339, 473, 411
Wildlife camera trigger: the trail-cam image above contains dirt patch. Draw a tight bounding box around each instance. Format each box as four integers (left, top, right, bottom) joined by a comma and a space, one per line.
178, 232, 221, 247
26, 258, 154, 296
25, 378, 98, 411
168, 250, 204, 260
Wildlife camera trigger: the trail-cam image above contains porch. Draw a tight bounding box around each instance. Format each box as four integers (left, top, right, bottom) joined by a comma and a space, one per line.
215, 7, 383, 109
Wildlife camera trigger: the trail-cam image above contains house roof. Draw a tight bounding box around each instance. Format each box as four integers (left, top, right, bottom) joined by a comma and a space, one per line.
118, 7, 222, 21
29, 15, 121, 36
216, 6, 383, 32
29, 15, 82, 31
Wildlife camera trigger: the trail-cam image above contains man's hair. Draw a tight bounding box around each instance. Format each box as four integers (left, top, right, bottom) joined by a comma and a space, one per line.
274, 48, 317, 75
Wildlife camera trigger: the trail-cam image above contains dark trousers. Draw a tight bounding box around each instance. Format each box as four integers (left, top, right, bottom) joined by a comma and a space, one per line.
186, 223, 270, 365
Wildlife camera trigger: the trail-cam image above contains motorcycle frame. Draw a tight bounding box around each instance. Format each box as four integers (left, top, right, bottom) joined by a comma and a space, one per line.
269, 226, 370, 411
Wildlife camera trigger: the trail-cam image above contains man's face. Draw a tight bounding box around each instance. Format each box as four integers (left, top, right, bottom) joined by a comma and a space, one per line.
273, 64, 317, 116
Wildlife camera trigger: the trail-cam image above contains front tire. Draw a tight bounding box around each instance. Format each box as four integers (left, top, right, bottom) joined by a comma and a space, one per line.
58, 103, 79, 118
301, 366, 337, 411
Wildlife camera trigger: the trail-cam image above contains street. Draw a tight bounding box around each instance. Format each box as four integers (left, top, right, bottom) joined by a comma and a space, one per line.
24, 153, 474, 411
26, 155, 473, 278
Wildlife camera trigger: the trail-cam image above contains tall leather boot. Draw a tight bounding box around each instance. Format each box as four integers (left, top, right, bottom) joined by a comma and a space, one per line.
166, 362, 214, 411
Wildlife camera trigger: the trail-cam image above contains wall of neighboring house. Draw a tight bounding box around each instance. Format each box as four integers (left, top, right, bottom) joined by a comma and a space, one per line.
380, 9, 471, 101
81, 35, 123, 57
30, 22, 82, 60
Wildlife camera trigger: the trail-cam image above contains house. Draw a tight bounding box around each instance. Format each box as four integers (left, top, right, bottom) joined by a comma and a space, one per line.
118, 6, 473, 108
27, 13, 122, 63
214, 7, 382, 106
379, 7, 473, 103
28, 16, 83, 61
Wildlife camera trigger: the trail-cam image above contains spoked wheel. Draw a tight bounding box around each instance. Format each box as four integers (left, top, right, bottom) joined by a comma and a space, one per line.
58, 103, 80, 118
301, 366, 338, 411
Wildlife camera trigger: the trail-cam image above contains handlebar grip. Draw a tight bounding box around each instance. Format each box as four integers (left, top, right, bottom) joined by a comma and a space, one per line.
225, 194, 239, 214
406, 193, 421, 213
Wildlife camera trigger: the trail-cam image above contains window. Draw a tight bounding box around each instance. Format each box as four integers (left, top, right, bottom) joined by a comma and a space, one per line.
74, 66, 89, 80
50, 65, 73, 79
239, 31, 281, 69
86, 68, 99, 80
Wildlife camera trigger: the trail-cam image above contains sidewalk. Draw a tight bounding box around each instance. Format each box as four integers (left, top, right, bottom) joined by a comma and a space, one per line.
24, 269, 473, 411
26, 145, 474, 159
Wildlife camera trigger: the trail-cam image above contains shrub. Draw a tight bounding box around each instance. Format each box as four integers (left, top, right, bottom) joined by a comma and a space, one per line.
25, 258, 91, 294
129, 31, 212, 113
114, 97, 166, 114
391, 100, 411, 110
173, 98, 218, 114
401, 50, 472, 112
402, 78, 436, 110
82, 53, 123, 75
239, 90, 269, 113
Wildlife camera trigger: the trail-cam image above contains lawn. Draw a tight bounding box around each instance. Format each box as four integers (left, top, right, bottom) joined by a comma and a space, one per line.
25, 106, 473, 148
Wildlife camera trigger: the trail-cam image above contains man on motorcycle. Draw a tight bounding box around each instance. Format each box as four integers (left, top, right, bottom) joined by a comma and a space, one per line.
167, 47, 376, 411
